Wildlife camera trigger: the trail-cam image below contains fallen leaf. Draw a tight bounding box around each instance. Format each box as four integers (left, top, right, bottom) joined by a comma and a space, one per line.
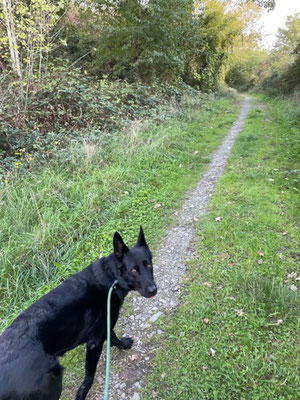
154, 203, 161, 209
215, 216, 222, 222
203, 318, 209, 324
203, 281, 212, 287
236, 309, 244, 317
161, 373, 166, 379
290, 252, 300, 261
290, 284, 298, 292
278, 253, 283, 260
257, 259, 263, 265
210, 348, 216, 357
282, 231, 288, 236
152, 390, 158, 398
193, 216, 199, 222
287, 272, 297, 279
174, 211, 179, 216
276, 319, 283, 326
258, 250, 264, 257
202, 365, 207, 370
194, 150, 199, 155
179, 164, 182, 168
280, 377, 288, 386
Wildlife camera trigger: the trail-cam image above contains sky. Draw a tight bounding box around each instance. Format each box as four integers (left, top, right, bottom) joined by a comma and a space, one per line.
259, 0, 300, 49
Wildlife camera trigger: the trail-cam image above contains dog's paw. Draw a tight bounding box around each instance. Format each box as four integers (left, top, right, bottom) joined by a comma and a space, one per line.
118, 337, 134, 350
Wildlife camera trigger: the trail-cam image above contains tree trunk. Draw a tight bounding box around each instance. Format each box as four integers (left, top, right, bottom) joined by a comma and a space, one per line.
2, 0, 23, 82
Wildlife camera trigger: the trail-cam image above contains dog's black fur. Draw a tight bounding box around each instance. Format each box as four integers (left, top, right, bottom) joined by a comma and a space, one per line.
0, 227, 157, 400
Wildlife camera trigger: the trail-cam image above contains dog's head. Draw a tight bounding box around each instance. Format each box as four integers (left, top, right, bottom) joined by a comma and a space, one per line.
113, 227, 157, 298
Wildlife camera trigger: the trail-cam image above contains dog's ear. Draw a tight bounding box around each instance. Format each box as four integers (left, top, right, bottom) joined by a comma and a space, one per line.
113, 232, 129, 259
136, 226, 148, 248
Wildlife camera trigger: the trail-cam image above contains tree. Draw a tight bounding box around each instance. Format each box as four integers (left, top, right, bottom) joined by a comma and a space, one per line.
1, 0, 23, 81
0, 0, 66, 108
89, 0, 195, 82
224, 1, 266, 91
183, 0, 249, 90
259, 13, 300, 95
274, 13, 300, 54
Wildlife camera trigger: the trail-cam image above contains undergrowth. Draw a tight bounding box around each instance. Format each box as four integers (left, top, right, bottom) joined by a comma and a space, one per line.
0, 66, 192, 177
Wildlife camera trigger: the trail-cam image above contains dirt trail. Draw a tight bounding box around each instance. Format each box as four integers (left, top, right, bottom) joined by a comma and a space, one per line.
93, 96, 251, 400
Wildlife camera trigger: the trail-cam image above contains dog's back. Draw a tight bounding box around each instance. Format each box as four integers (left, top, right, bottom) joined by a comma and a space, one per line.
0, 265, 104, 399
0, 337, 62, 400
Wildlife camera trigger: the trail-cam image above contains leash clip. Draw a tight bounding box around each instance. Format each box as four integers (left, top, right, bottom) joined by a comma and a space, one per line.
112, 280, 118, 290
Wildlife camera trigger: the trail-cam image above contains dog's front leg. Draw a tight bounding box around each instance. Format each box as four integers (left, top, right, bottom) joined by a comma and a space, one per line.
75, 342, 103, 400
111, 330, 133, 350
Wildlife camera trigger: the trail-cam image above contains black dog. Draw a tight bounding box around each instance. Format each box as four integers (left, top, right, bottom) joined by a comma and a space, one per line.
0, 227, 157, 400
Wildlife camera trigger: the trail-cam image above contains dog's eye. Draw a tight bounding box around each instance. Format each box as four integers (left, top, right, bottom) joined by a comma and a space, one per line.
147, 263, 152, 269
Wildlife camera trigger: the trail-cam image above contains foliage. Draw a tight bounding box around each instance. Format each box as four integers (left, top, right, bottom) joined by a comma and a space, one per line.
259, 13, 300, 96
250, 0, 275, 9
0, 0, 66, 108
223, 1, 267, 92
65, 0, 195, 83
0, 65, 188, 176
225, 41, 267, 91
273, 13, 300, 54
142, 96, 299, 400
62, 0, 261, 91
184, 0, 249, 91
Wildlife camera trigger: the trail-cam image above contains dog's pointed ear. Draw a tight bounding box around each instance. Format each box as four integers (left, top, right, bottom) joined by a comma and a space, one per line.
136, 226, 148, 248
113, 232, 129, 259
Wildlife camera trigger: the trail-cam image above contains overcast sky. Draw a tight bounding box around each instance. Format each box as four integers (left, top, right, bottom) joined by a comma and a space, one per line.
259, 0, 300, 49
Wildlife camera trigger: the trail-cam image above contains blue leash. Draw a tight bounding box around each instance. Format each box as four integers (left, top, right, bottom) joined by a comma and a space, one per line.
104, 280, 118, 400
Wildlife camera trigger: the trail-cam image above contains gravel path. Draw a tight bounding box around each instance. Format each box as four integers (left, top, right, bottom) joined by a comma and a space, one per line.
93, 96, 251, 400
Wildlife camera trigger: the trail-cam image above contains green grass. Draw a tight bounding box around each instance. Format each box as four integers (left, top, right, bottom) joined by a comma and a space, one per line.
0, 93, 240, 331
142, 96, 300, 399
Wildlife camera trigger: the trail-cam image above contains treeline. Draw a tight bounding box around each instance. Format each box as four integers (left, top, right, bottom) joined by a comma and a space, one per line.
225, 12, 300, 95
0, 0, 272, 95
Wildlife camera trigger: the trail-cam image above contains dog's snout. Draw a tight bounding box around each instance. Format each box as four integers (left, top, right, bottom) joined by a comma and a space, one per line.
147, 284, 157, 297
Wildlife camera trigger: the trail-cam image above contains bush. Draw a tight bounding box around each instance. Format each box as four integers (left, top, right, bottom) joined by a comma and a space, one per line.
0, 64, 187, 178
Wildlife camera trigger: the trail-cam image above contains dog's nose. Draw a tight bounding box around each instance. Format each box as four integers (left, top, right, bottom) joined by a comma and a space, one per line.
148, 284, 157, 297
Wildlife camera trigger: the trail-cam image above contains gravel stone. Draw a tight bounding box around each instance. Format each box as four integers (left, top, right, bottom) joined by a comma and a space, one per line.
93, 97, 251, 400
149, 312, 163, 323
